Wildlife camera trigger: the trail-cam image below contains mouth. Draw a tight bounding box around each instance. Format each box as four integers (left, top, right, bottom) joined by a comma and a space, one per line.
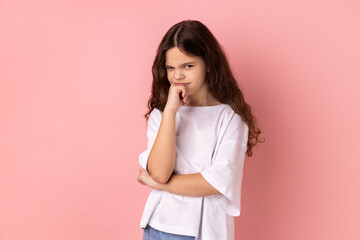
174, 82, 190, 86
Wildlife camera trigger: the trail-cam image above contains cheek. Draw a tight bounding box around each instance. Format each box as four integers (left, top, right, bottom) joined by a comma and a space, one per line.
166, 71, 173, 82
192, 72, 205, 85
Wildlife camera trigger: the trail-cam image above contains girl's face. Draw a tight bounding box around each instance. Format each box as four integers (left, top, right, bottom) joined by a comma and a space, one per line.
165, 47, 208, 99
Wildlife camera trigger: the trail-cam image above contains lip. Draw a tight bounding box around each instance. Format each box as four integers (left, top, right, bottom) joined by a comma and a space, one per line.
174, 83, 190, 85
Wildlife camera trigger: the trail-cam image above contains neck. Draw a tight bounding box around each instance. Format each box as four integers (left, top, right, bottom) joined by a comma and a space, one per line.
187, 92, 221, 106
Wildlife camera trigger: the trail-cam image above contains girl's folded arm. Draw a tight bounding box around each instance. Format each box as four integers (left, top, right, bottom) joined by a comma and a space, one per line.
160, 173, 221, 197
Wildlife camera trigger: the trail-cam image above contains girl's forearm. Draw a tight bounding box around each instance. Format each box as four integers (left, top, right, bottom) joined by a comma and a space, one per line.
160, 173, 221, 197
147, 107, 177, 184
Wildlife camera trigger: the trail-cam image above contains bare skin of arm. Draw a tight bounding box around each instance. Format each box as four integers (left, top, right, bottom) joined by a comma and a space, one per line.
138, 167, 221, 197
146, 106, 177, 184
146, 82, 190, 184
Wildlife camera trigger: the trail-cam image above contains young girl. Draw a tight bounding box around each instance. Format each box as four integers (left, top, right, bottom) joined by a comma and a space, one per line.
137, 20, 262, 240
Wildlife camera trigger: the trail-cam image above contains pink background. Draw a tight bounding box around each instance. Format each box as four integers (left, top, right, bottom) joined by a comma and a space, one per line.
1, 0, 359, 239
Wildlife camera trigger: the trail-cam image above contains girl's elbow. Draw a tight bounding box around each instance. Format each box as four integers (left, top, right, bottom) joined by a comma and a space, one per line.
151, 173, 170, 184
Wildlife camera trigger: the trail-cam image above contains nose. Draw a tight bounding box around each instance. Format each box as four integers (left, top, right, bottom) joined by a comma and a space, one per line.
174, 69, 184, 80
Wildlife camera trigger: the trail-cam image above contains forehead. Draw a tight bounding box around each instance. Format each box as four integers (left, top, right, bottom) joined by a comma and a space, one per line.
165, 47, 200, 65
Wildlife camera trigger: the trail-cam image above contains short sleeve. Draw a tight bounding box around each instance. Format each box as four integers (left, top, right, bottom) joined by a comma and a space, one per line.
200, 112, 249, 216
138, 108, 162, 173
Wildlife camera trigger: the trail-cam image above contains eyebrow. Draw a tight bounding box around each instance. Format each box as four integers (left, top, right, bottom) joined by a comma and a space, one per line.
165, 62, 196, 67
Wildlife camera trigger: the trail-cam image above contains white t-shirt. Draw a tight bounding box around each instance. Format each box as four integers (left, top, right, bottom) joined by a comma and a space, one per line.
139, 103, 249, 240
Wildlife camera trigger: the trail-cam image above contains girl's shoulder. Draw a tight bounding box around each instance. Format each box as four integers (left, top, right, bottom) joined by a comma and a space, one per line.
150, 108, 163, 118
149, 108, 163, 120
147, 108, 163, 127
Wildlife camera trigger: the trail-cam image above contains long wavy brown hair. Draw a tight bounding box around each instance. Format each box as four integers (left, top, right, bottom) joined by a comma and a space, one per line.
144, 19, 264, 157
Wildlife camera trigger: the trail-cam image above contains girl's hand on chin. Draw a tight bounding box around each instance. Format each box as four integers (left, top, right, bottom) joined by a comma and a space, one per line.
165, 83, 189, 112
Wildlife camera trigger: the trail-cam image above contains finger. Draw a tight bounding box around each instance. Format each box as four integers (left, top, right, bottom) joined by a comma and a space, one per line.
137, 177, 145, 185
175, 87, 183, 94
182, 88, 186, 97
137, 174, 145, 183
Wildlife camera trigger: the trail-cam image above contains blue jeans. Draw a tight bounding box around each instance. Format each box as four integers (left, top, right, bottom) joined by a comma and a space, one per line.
143, 224, 195, 240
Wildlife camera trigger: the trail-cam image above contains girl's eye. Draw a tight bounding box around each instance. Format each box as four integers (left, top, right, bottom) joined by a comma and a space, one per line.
165, 66, 174, 70
185, 65, 193, 68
